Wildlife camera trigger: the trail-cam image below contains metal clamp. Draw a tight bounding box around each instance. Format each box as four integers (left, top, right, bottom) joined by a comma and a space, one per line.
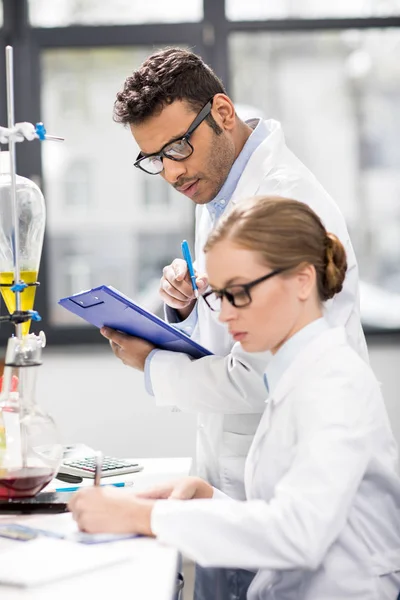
0, 121, 64, 144
0, 309, 41, 324
0, 281, 40, 290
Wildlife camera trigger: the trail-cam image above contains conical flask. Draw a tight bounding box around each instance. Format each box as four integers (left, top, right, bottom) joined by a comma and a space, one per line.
0, 334, 62, 498
0, 150, 46, 336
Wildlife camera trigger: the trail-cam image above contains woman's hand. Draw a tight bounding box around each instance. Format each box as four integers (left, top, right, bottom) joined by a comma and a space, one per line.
135, 476, 214, 501
68, 477, 213, 535
68, 487, 155, 535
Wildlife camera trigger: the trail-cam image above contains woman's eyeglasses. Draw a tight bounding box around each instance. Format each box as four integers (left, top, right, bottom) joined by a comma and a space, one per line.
134, 100, 213, 175
202, 268, 287, 311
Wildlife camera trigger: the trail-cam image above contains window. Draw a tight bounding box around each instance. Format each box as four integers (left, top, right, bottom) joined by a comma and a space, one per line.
142, 176, 171, 211
29, 0, 203, 26
226, 0, 400, 20
137, 231, 193, 297
62, 255, 91, 308
41, 47, 194, 328
2, 0, 399, 340
49, 232, 136, 325
64, 160, 92, 210
230, 28, 400, 329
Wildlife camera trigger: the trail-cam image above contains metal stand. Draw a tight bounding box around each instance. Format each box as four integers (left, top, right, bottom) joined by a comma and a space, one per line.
0, 45, 64, 337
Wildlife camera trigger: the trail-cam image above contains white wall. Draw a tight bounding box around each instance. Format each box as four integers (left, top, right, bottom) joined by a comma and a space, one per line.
36, 339, 400, 461
37, 342, 197, 460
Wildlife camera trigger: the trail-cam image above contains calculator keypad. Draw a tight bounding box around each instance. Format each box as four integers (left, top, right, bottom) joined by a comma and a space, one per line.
63, 457, 139, 473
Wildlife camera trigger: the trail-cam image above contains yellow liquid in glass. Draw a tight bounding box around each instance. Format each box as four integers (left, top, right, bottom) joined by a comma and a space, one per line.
0, 271, 38, 336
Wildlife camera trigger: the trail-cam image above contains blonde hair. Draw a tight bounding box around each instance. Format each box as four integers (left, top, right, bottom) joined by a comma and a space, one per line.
204, 196, 347, 302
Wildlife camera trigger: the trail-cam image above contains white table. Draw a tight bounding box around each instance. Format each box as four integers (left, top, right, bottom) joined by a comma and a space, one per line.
0, 457, 192, 600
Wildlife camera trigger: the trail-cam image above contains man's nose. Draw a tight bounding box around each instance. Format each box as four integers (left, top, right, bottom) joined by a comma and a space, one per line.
162, 157, 187, 185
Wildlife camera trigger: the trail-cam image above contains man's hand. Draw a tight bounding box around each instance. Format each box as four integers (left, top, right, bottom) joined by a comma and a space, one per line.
135, 476, 213, 501
68, 487, 154, 535
160, 258, 208, 320
101, 328, 155, 371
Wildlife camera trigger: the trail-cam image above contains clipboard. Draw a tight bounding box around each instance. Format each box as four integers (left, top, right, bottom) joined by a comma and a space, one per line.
58, 285, 212, 360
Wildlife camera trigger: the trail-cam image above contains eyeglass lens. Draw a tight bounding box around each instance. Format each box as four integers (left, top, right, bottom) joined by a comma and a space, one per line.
139, 138, 193, 174
205, 287, 251, 311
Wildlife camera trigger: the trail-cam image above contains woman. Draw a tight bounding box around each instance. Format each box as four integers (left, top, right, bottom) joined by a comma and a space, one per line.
69, 197, 400, 600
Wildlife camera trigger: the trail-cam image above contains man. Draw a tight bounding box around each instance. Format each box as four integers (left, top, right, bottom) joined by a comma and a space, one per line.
103, 47, 368, 599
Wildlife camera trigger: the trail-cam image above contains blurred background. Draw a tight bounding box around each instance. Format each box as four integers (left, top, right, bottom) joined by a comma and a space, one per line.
0, 0, 399, 462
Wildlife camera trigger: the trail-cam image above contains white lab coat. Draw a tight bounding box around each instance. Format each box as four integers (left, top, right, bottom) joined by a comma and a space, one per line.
149, 119, 368, 498
152, 327, 400, 600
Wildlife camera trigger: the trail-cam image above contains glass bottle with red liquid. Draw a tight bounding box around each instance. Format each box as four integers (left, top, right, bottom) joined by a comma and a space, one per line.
0, 333, 62, 498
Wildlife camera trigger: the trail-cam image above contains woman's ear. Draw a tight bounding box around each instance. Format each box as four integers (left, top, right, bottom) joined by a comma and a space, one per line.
296, 264, 317, 301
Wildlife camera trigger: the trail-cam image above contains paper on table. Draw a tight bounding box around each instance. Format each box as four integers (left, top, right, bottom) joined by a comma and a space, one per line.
0, 537, 131, 587
27, 513, 79, 536
22, 513, 137, 541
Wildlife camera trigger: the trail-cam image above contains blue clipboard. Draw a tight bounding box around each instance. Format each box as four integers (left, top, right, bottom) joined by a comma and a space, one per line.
58, 285, 212, 360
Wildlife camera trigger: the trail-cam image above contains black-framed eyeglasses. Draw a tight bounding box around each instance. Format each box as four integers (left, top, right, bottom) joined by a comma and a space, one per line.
202, 268, 288, 311
134, 99, 213, 175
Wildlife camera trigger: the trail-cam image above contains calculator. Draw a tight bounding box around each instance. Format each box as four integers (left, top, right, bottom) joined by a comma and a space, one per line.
58, 444, 143, 479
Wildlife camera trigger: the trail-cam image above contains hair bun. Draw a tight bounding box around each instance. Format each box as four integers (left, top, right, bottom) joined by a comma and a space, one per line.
322, 233, 347, 300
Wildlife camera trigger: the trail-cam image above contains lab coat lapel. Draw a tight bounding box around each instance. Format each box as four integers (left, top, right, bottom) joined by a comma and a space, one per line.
245, 328, 347, 496
245, 395, 275, 495
195, 120, 284, 272
266, 327, 347, 409
230, 119, 285, 206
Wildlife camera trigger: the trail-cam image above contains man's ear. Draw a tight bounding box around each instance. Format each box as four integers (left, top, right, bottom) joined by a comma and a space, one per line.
296, 264, 317, 301
212, 94, 236, 131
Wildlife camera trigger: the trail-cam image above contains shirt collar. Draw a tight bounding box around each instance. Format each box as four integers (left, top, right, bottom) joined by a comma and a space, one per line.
206, 118, 268, 222
264, 318, 330, 397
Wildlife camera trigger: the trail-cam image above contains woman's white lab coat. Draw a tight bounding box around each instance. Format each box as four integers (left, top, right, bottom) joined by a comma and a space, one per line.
152, 327, 400, 600
149, 119, 368, 500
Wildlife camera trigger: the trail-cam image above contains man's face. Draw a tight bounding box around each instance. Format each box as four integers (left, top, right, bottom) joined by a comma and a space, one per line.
130, 99, 236, 205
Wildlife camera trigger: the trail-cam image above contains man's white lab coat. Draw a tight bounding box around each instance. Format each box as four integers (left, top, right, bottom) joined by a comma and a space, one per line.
149, 119, 368, 498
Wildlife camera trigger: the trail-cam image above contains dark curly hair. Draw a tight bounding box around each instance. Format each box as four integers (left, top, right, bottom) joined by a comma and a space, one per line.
113, 47, 225, 134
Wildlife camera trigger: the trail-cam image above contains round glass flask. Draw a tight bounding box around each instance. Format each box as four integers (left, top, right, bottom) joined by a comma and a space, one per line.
0, 334, 62, 498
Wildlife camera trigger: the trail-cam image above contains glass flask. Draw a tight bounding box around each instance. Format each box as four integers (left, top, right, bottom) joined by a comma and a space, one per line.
0, 150, 46, 336
0, 334, 62, 498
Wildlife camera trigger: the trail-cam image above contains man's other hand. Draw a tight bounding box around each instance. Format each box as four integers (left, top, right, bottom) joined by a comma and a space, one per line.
101, 328, 155, 371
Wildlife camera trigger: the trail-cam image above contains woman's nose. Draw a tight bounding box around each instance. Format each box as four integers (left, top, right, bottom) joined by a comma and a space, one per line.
219, 297, 236, 323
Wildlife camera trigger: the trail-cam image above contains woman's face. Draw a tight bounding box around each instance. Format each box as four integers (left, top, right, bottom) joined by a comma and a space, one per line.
205, 240, 319, 354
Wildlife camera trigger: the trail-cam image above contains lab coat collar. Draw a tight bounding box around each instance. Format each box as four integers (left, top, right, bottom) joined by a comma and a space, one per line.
264, 318, 330, 397
267, 327, 347, 408
206, 117, 269, 223
194, 119, 286, 274
230, 119, 285, 204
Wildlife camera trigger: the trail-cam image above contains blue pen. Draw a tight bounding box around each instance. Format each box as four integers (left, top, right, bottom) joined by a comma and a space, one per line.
181, 240, 199, 299
55, 482, 129, 493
